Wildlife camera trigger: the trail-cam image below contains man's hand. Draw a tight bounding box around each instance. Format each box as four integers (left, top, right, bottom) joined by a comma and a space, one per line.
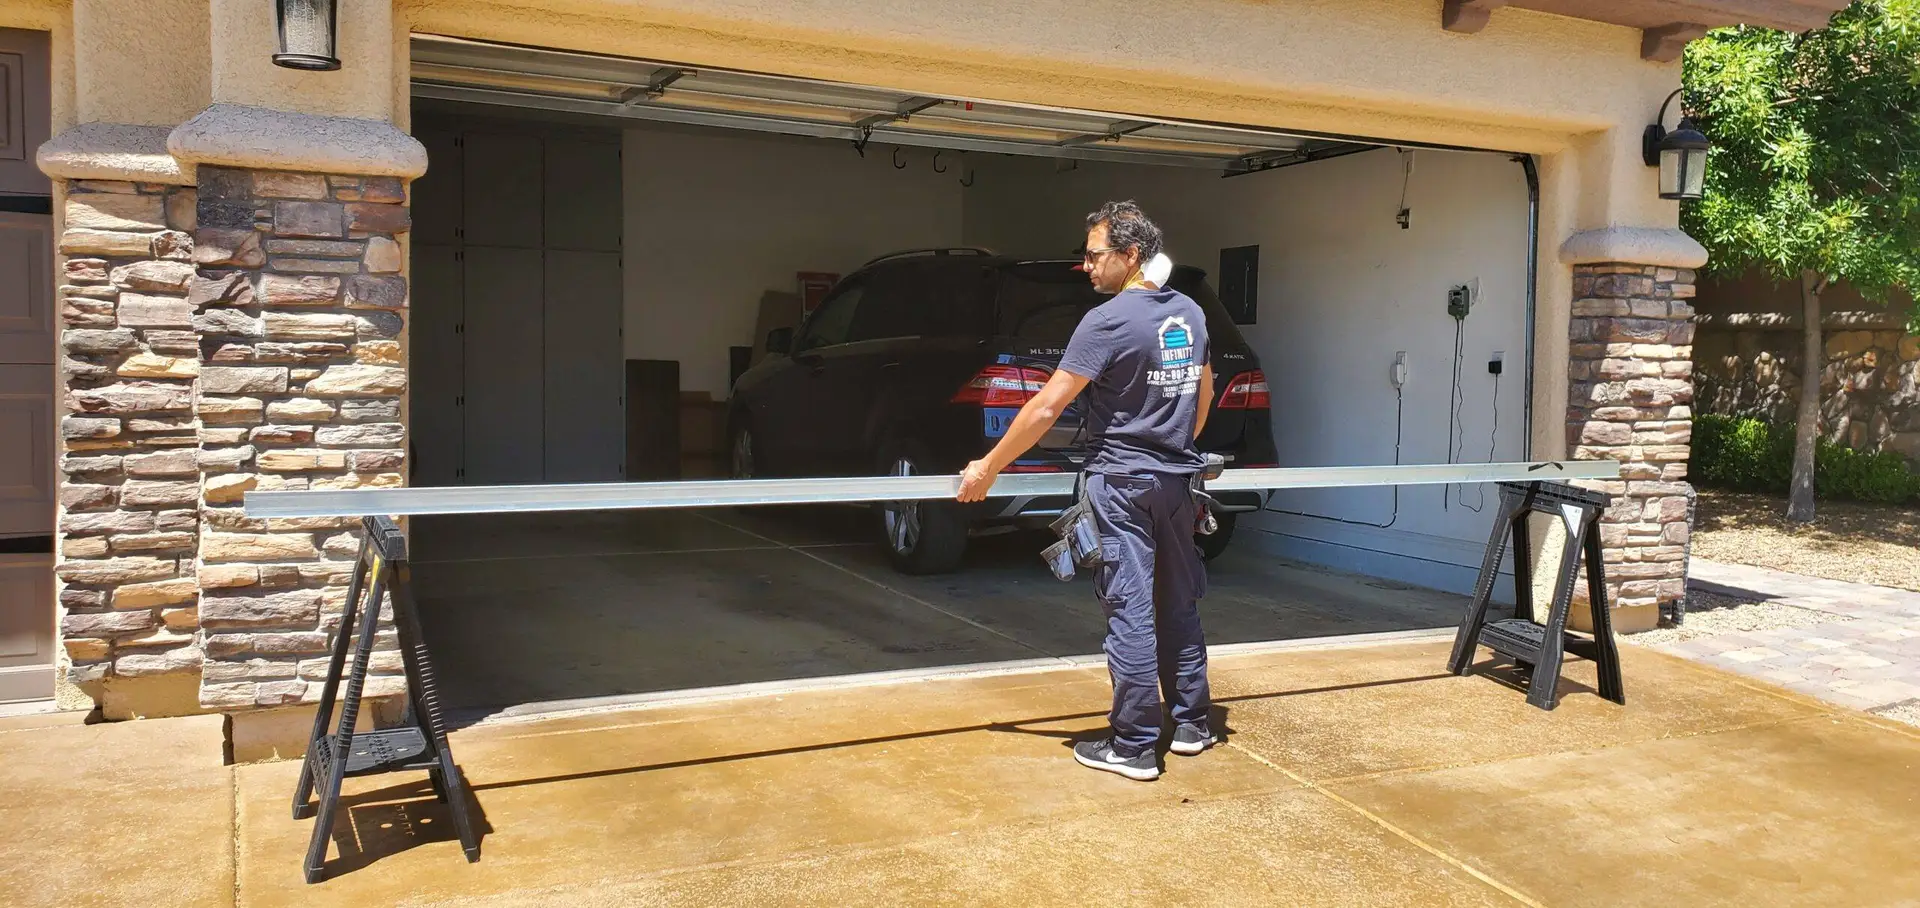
957, 458, 998, 502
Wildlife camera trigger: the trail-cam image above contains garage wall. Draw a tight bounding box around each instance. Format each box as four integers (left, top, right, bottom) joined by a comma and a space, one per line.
963, 149, 1532, 594
623, 127, 968, 397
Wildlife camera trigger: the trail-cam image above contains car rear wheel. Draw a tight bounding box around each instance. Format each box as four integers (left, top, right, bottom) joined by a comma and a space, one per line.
729, 423, 757, 479
877, 447, 969, 574
1196, 511, 1237, 562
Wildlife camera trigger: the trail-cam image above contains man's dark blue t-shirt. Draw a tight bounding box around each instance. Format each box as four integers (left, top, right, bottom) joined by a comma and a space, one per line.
1058, 286, 1209, 476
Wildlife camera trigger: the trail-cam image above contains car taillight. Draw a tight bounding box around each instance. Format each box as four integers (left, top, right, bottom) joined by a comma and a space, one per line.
1218, 370, 1270, 409
952, 365, 1050, 406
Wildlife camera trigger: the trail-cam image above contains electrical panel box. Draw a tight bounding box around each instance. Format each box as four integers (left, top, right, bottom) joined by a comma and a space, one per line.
1447, 284, 1473, 320
1219, 245, 1259, 325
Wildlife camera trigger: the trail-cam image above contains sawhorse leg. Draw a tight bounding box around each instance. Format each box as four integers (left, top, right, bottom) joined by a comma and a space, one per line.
1524, 504, 1588, 711
1449, 487, 1524, 675
303, 550, 389, 883
292, 535, 372, 822
391, 560, 480, 862
1583, 528, 1625, 705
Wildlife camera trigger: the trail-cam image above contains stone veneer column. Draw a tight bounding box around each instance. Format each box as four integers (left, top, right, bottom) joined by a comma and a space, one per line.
188, 166, 411, 712
1567, 263, 1696, 626
56, 179, 208, 714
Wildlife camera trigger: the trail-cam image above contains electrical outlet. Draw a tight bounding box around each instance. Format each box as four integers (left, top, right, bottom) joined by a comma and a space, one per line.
1489, 350, 1504, 375
1391, 351, 1409, 388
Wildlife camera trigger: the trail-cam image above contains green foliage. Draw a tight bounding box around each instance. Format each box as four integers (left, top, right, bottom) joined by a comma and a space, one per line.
1684, 1, 1920, 326
1693, 414, 1920, 503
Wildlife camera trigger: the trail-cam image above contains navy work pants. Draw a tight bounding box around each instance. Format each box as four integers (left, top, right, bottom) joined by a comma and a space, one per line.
1086, 471, 1211, 757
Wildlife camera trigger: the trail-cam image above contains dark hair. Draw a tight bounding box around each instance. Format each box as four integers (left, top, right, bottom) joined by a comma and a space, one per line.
1086, 200, 1163, 264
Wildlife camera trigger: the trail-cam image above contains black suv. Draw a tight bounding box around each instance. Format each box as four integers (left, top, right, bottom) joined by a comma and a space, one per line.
729, 248, 1277, 574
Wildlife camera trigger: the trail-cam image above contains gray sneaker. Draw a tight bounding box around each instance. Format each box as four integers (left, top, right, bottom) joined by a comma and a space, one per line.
1072, 738, 1159, 781
1169, 725, 1216, 756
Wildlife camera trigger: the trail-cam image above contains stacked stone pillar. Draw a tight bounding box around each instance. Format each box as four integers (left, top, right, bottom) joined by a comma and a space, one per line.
188, 167, 410, 711
55, 179, 207, 712
1566, 263, 1697, 625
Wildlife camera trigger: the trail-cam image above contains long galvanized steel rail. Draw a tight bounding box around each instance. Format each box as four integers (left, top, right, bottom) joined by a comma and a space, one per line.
244, 461, 1621, 519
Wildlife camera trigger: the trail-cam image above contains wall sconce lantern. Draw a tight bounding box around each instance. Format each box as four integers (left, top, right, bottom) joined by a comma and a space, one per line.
273, 0, 340, 71
1643, 88, 1709, 201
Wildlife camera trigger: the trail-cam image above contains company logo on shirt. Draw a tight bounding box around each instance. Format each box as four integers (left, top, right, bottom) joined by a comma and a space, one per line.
1158, 316, 1194, 367
1149, 316, 1201, 398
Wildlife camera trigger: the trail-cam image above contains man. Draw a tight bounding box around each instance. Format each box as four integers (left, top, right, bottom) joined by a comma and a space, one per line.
957, 200, 1214, 782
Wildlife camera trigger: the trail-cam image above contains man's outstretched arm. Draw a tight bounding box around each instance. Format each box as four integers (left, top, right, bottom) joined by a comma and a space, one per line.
956, 368, 1091, 502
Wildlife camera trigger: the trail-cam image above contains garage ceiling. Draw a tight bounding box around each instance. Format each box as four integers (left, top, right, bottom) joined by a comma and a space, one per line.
410, 35, 1386, 175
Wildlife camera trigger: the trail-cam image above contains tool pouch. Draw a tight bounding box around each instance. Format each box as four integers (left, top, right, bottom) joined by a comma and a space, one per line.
1041, 473, 1104, 581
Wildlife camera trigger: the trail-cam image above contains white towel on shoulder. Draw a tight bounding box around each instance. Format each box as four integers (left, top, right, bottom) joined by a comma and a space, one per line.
1143, 252, 1173, 287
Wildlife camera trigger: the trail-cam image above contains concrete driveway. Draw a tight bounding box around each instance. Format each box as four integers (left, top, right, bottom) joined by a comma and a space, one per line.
4, 639, 1918, 907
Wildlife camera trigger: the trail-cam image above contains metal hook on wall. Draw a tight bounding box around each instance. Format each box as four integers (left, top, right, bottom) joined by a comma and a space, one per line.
932, 150, 948, 173
893, 147, 908, 169
960, 165, 976, 188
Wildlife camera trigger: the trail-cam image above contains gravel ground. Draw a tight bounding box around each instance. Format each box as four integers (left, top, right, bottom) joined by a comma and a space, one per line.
1873, 700, 1920, 730
1626, 589, 1849, 645
1690, 488, 1920, 593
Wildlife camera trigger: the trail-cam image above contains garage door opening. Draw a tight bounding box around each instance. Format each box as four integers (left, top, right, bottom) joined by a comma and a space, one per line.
403, 36, 1535, 720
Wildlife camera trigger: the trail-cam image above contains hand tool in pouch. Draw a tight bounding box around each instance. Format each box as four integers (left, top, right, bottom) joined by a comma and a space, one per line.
1192, 453, 1226, 536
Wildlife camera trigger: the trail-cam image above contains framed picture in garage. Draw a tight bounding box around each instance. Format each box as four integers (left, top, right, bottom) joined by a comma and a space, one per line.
798, 272, 839, 313
1219, 245, 1258, 325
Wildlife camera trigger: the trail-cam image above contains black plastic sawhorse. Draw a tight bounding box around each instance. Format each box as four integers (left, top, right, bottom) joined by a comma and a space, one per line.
1447, 481, 1625, 710
291, 516, 479, 883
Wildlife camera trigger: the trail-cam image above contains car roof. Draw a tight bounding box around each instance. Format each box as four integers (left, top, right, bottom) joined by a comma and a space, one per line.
864, 254, 1206, 279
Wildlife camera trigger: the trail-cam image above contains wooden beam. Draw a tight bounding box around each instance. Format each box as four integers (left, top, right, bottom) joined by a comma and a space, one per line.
1442, 0, 1512, 33
1641, 22, 1710, 62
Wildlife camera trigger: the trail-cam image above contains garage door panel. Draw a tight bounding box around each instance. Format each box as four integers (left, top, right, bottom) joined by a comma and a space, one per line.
462, 132, 542, 248
543, 137, 621, 252
0, 553, 52, 673
463, 247, 544, 484
0, 364, 51, 536
543, 249, 624, 482
411, 245, 465, 486
0, 212, 52, 364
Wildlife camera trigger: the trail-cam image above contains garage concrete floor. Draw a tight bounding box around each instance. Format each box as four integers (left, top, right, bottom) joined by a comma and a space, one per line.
8, 640, 1920, 907
408, 506, 1466, 718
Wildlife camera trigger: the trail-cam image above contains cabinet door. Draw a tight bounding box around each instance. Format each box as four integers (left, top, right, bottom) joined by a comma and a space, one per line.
462, 132, 542, 248
410, 244, 465, 486
463, 248, 545, 484
543, 250, 624, 482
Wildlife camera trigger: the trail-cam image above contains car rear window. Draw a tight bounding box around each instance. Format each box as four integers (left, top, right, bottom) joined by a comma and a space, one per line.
995, 262, 1249, 349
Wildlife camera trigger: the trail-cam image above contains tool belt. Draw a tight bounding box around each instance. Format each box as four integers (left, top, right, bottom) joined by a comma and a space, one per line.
1041, 454, 1227, 582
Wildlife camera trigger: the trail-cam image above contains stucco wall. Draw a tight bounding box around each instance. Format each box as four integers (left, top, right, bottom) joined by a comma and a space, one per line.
72, 0, 208, 126
963, 148, 1532, 589
623, 127, 967, 397
209, 0, 394, 121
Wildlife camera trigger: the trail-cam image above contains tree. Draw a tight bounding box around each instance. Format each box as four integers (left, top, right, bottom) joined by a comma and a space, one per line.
1683, 0, 1920, 522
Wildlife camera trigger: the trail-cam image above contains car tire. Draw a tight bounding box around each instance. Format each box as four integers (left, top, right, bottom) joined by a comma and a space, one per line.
1196, 511, 1237, 562
875, 443, 969, 575
729, 420, 758, 480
